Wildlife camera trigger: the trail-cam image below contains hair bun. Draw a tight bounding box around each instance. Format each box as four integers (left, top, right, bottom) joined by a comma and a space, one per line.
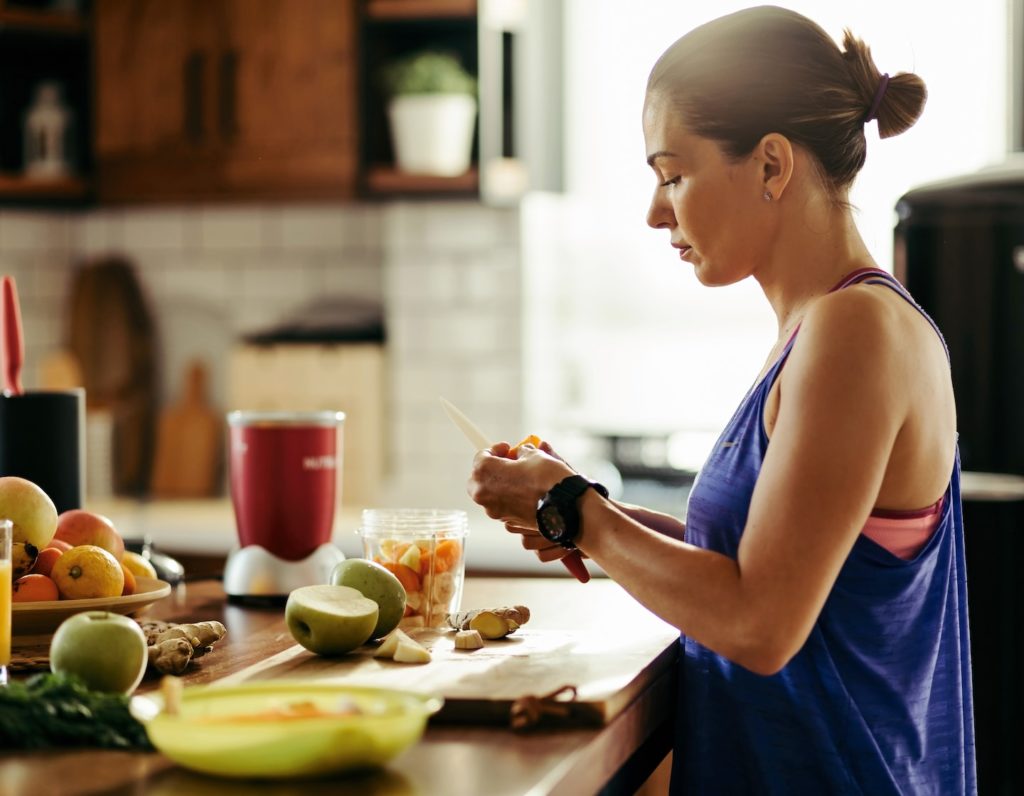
842, 30, 927, 138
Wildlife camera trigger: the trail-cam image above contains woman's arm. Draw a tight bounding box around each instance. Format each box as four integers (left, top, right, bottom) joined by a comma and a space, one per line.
612, 501, 686, 541
471, 289, 911, 675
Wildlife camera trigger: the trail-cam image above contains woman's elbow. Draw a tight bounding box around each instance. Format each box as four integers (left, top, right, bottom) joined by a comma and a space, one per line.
726, 626, 803, 676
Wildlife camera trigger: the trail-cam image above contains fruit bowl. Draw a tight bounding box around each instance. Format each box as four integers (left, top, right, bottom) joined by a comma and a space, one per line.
130, 682, 443, 778
12, 576, 172, 636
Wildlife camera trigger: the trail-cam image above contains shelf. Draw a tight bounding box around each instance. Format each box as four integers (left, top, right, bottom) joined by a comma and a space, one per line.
0, 7, 87, 36
0, 173, 89, 200
364, 165, 478, 196
365, 0, 476, 21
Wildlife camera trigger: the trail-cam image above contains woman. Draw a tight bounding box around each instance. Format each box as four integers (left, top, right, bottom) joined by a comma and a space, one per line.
467, 6, 975, 794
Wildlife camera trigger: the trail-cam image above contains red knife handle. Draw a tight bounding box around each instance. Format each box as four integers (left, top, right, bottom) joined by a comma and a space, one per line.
561, 550, 590, 583
2, 276, 24, 396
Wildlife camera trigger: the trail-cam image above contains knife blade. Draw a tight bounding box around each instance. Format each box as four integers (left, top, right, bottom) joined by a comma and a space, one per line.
439, 396, 490, 450
439, 396, 590, 583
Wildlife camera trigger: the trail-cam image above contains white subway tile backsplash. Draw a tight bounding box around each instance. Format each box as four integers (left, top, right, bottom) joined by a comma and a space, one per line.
152, 261, 231, 302
120, 209, 188, 251
0, 211, 68, 251
199, 208, 268, 250
318, 256, 383, 301
28, 255, 72, 303
73, 210, 124, 255
279, 205, 372, 250
240, 262, 315, 302
388, 258, 460, 306
385, 202, 518, 251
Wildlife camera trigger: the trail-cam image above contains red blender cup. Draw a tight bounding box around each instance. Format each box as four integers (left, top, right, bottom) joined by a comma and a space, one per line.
223, 411, 346, 600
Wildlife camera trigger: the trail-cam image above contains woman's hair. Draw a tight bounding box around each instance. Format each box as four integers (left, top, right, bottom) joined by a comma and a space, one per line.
647, 5, 927, 200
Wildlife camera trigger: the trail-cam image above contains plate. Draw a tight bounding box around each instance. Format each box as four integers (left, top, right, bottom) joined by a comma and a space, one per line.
130, 682, 443, 779
12, 576, 172, 636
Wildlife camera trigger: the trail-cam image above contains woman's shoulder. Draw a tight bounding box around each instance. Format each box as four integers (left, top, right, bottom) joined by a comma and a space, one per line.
797, 281, 911, 369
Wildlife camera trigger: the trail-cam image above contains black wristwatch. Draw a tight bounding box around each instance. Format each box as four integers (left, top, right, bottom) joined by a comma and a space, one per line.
536, 475, 609, 550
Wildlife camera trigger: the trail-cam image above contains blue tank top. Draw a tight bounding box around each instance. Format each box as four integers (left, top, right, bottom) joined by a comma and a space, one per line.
672, 269, 976, 795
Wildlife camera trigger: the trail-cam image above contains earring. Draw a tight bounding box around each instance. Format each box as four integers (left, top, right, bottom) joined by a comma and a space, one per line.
763, 190, 773, 202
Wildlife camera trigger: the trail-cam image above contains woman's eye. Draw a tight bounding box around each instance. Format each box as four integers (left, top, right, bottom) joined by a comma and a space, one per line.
660, 176, 680, 187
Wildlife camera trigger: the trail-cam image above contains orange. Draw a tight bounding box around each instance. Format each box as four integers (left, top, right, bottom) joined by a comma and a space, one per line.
121, 550, 157, 580
381, 561, 421, 594
120, 563, 137, 596
12, 573, 59, 602
433, 539, 462, 574
31, 546, 64, 578
51, 544, 125, 600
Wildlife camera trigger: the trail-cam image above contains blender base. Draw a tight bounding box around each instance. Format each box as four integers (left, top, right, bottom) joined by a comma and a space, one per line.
223, 542, 346, 599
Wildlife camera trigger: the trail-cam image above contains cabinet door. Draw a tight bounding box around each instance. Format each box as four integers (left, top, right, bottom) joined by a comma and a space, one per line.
219, 0, 357, 198
94, 0, 224, 201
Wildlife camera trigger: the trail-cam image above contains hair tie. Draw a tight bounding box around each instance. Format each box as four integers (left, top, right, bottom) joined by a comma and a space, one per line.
865, 73, 890, 123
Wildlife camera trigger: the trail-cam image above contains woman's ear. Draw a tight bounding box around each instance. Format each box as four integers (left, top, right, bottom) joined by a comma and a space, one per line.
757, 133, 794, 201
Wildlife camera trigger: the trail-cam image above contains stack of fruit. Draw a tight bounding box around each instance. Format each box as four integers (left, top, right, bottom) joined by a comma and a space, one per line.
1, 475, 156, 603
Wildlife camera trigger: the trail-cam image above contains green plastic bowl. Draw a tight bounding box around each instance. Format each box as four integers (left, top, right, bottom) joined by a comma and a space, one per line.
130, 682, 443, 779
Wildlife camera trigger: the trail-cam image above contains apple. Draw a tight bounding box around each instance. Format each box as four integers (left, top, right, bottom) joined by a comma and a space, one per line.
53, 510, 125, 561
330, 558, 407, 639
49, 611, 148, 694
285, 584, 378, 656
0, 476, 58, 578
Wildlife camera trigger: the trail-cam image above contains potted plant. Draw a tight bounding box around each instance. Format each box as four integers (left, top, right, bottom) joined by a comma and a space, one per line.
382, 51, 477, 176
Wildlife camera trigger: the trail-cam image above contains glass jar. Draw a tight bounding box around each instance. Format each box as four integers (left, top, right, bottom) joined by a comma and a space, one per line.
358, 509, 469, 629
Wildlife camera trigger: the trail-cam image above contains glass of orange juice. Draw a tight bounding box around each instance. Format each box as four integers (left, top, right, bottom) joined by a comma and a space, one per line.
0, 518, 12, 686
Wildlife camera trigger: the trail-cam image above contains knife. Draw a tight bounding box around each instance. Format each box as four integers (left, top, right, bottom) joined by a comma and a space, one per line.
439, 397, 590, 583
2, 275, 24, 396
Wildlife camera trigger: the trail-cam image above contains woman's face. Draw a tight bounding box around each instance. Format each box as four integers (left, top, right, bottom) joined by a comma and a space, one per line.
643, 92, 767, 286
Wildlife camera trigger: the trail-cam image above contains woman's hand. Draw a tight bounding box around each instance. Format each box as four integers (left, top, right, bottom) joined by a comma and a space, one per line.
467, 441, 575, 562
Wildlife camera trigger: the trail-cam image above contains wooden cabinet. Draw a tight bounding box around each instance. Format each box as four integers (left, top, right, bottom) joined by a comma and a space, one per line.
94, 0, 357, 202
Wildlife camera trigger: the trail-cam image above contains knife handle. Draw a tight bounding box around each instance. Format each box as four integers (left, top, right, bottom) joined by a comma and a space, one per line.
511, 434, 590, 583
561, 550, 590, 583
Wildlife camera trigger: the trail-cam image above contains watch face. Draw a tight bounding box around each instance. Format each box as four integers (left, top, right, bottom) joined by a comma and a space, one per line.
539, 503, 567, 542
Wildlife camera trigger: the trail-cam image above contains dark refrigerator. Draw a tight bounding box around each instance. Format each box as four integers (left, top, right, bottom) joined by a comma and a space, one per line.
895, 161, 1024, 796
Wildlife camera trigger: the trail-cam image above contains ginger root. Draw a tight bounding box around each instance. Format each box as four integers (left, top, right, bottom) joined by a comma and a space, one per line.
141, 620, 227, 675
454, 629, 484, 650
446, 606, 530, 639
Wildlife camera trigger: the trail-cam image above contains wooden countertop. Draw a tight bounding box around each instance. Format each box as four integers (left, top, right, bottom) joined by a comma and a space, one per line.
2, 577, 679, 796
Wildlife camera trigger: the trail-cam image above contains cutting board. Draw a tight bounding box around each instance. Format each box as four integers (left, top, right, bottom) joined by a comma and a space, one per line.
219, 578, 680, 727
149, 360, 222, 498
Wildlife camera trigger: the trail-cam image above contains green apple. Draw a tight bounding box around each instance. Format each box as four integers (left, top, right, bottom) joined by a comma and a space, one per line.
49, 611, 148, 694
330, 558, 407, 639
285, 584, 379, 656
0, 476, 58, 578
54, 509, 125, 561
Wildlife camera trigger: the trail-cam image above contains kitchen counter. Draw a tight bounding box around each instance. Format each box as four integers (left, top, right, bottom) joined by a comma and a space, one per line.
87, 498, 586, 577
2, 577, 679, 795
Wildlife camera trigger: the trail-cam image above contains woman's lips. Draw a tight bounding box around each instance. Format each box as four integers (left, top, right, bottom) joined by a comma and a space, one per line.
678, 246, 693, 261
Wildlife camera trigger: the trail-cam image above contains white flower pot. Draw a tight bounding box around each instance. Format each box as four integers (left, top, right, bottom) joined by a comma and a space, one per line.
387, 94, 477, 176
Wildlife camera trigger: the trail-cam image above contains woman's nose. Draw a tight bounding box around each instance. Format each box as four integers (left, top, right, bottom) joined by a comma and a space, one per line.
646, 192, 674, 230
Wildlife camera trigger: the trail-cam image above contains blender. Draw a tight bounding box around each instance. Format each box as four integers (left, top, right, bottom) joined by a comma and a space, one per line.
223, 411, 346, 600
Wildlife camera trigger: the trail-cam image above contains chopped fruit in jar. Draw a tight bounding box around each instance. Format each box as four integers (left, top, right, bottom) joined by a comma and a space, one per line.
398, 544, 421, 572
381, 561, 421, 593
433, 539, 462, 573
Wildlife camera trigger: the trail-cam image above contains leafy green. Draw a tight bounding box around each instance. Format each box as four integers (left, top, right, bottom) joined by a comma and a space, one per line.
381, 51, 477, 97
0, 672, 153, 750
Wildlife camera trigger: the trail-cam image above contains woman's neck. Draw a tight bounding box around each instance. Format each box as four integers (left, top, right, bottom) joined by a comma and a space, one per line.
755, 198, 876, 336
